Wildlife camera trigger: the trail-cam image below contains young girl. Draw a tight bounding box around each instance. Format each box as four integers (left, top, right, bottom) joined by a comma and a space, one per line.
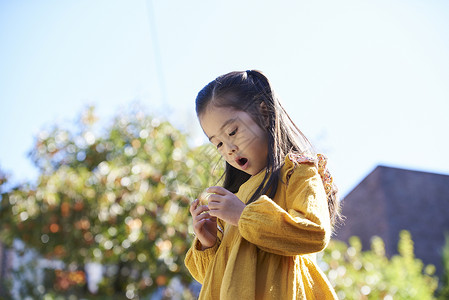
185, 70, 341, 299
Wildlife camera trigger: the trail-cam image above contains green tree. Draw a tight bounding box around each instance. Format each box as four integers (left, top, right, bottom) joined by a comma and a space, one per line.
320, 231, 439, 299
438, 233, 449, 299
0, 105, 221, 299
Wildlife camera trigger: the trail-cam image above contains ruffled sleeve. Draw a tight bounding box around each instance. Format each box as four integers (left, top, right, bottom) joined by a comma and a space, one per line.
184, 219, 225, 283
184, 237, 220, 283
237, 154, 332, 256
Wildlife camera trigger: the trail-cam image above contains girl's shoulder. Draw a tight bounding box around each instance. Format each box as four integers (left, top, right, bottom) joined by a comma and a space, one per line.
283, 153, 333, 196
286, 153, 319, 166
283, 153, 318, 183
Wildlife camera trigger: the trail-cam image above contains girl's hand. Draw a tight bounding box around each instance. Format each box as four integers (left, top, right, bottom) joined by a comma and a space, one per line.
207, 186, 246, 226
189, 199, 217, 250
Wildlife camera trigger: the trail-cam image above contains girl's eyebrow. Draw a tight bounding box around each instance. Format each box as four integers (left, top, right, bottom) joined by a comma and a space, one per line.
208, 117, 238, 141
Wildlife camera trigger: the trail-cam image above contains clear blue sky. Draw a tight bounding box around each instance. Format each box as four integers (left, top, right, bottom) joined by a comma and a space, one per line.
1, 0, 448, 196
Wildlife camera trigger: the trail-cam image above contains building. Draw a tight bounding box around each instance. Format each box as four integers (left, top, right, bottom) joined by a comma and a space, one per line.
335, 165, 449, 276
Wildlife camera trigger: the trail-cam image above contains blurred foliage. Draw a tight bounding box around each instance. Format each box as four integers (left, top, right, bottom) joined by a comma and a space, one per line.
320, 230, 439, 300
437, 233, 449, 299
0, 105, 222, 299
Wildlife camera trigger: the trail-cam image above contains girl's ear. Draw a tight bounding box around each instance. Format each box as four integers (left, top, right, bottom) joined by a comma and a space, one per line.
259, 102, 270, 129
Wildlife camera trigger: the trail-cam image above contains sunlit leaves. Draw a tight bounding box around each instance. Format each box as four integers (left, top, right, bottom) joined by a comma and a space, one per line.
320, 231, 438, 299
0, 104, 222, 298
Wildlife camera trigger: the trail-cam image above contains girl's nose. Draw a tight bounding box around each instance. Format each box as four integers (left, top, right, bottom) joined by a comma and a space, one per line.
226, 142, 238, 155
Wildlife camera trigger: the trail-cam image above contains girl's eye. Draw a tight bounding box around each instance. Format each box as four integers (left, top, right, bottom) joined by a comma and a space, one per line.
229, 128, 237, 136
216, 142, 223, 149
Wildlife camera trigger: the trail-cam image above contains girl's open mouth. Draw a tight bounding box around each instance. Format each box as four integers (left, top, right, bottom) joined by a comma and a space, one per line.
235, 157, 249, 170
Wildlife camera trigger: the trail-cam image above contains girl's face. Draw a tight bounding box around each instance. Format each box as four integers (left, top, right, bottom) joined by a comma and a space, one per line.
199, 105, 269, 176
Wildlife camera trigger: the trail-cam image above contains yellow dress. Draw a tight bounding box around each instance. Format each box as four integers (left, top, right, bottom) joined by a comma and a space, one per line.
185, 155, 338, 299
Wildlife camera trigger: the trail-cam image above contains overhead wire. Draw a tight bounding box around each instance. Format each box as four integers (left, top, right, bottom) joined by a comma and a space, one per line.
145, 0, 168, 107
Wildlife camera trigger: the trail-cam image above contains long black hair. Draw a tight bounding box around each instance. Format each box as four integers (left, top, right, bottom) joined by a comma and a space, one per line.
195, 70, 341, 227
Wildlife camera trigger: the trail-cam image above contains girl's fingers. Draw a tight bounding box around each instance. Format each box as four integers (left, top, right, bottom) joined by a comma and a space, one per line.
207, 197, 225, 211
194, 215, 216, 233
208, 209, 217, 218
196, 204, 210, 215
189, 199, 199, 214
190, 199, 210, 217
194, 211, 212, 223
207, 193, 224, 204
206, 186, 229, 196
